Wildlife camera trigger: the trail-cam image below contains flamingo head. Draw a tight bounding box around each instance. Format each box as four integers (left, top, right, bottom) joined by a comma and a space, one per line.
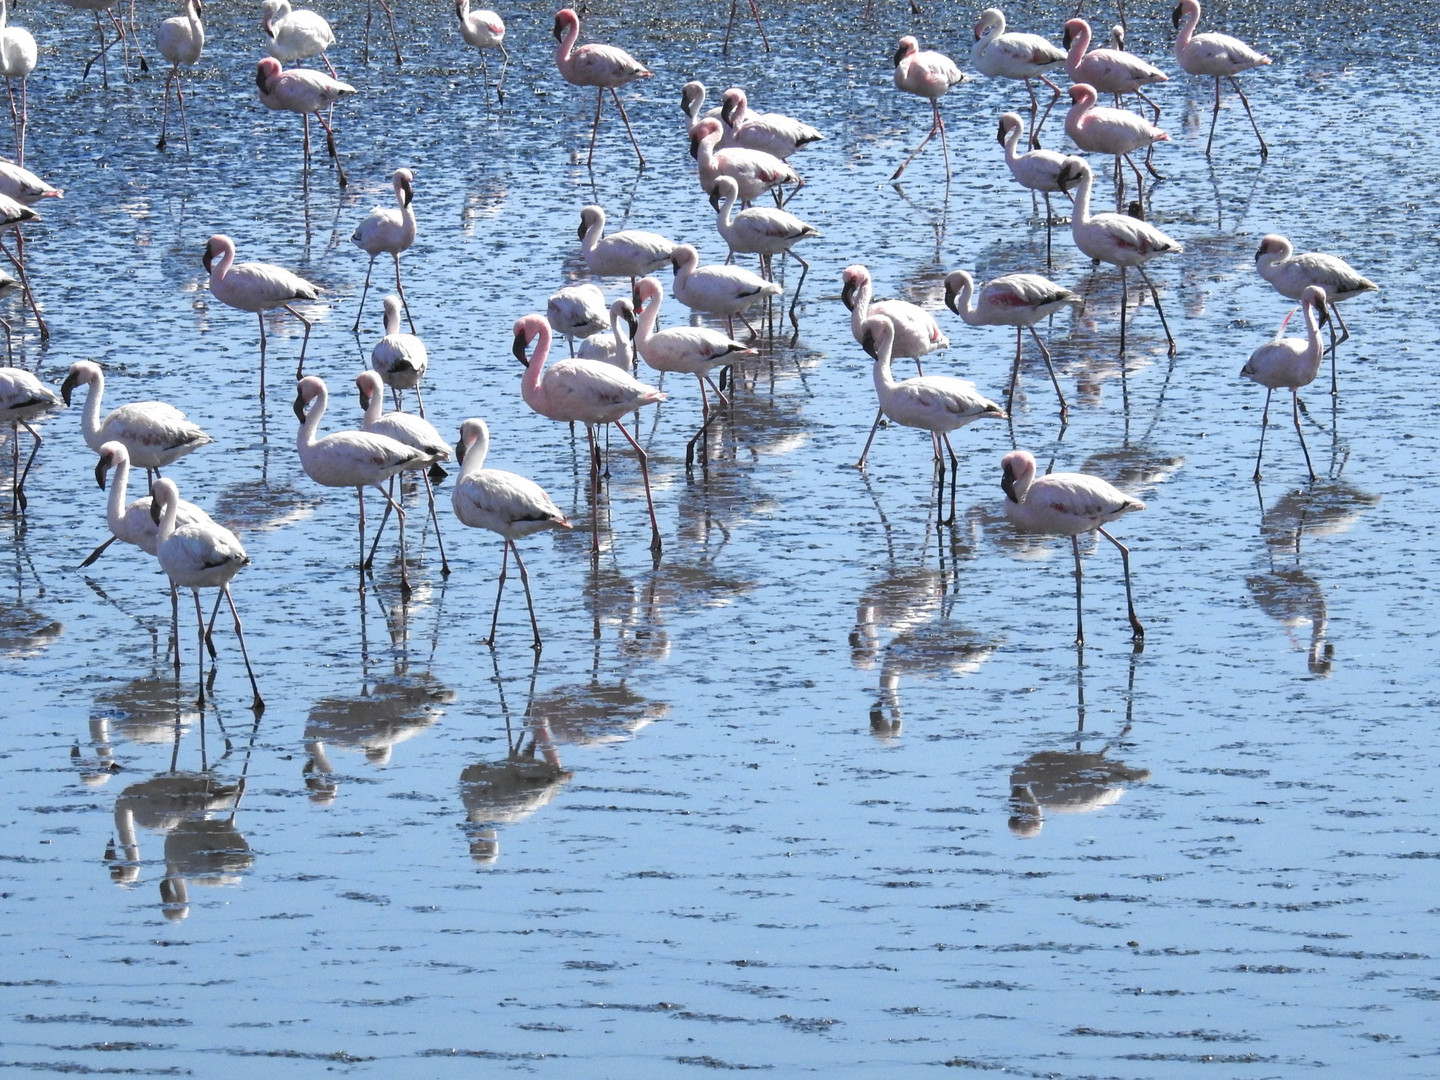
201, 236, 219, 273
1171, 0, 1197, 30
840, 265, 869, 311
1302, 285, 1331, 325
1000, 450, 1036, 504
892, 36, 918, 67
395, 169, 414, 207
59, 361, 98, 407
1055, 156, 1087, 190
942, 270, 973, 316
454, 0, 466, 19
552, 8, 577, 42
1255, 234, 1289, 262
688, 117, 721, 159
680, 81, 705, 120
858, 314, 893, 361
719, 87, 745, 127
996, 112, 1021, 146
1062, 18, 1087, 50
355, 371, 380, 411
1068, 82, 1096, 107
148, 478, 178, 526
94, 443, 124, 490
511, 318, 536, 368
255, 57, 282, 94
578, 205, 601, 242
974, 8, 1002, 41
294, 375, 323, 422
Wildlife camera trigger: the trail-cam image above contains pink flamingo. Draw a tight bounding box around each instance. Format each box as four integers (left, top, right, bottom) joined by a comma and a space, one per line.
1171, 0, 1270, 159
690, 116, 800, 206
254, 56, 355, 186
1064, 82, 1167, 209
1239, 285, 1328, 482
970, 8, 1067, 145
552, 7, 652, 168
890, 35, 967, 180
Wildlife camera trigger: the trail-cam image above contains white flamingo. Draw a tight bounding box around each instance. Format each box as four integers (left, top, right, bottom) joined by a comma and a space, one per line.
0, 365, 58, 511
452, 417, 572, 649
260, 0, 335, 72
970, 8, 1067, 145
679, 80, 723, 131
718, 87, 822, 160
1254, 234, 1377, 395
60, 361, 213, 486
547, 282, 608, 355
576, 205, 676, 289
943, 269, 1082, 421
690, 116, 800, 206
633, 275, 756, 466
294, 374, 431, 595
1171, 0, 1270, 159
513, 313, 665, 554
150, 477, 264, 712
577, 297, 637, 371
455, 0, 507, 104
709, 174, 818, 334
1239, 285, 1329, 482
1058, 156, 1183, 354
370, 294, 429, 414
352, 168, 416, 332
861, 313, 1006, 525
254, 56, 356, 186
670, 243, 781, 338
890, 34, 967, 180
841, 263, 949, 468
552, 7, 652, 168
154, 0, 203, 153
203, 233, 322, 397
355, 369, 452, 576
0, 0, 36, 164
83, 440, 213, 572
996, 111, 1076, 268
1000, 448, 1145, 646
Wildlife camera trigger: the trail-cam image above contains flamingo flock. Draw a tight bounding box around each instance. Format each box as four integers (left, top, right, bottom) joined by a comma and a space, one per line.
0, 0, 1389, 718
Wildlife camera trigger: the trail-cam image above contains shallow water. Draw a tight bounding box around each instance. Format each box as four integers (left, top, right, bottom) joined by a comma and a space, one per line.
3, 0, 1440, 1074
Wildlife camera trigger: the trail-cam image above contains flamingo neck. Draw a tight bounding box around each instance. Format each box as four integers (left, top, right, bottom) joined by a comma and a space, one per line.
848, 280, 871, 340
1175, 7, 1198, 49
714, 186, 737, 232
871, 344, 898, 396
1003, 123, 1022, 164
520, 321, 551, 399
1068, 23, 1090, 61
460, 429, 489, 479
635, 289, 661, 347
1302, 303, 1325, 369
361, 382, 383, 427
297, 386, 326, 450
80, 371, 104, 447
953, 280, 981, 326
555, 18, 579, 66
580, 216, 602, 256
210, 241, 234, 284
1070, 166, 1093, 227
155, 486, 180, 549
106, 454, 131, 536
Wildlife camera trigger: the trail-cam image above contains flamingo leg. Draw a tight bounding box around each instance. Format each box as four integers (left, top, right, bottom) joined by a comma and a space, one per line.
284, 304, 314, 378
170, 580, 182, 673
6, 78, 20, 164
1027, 324, 1068, 423
11, 418, 41, 512
1122, 152, 1147, 209
219, 586, 264, 713
512, 543, 542, 650
1033, 75, 1062, 145
82, 12, 114, 88
192, 589, 207, 708
1227, 75, 1267, 159
371, 0, 403, 67
940, 432, 958, 525
1327, 302, 1348, 396
158, 67, 174, 151
1253, 386, 1272, 480
1134, 265, 1175, 356
376, 480, 410, 598
1097, 525, 1143, 641
1291, 389, 1316, 483
256, 312, 268, 398
785, 250, 810, 340
392, 252, 415, 333
356, 487, 369, 590
353, 256, 377, 332
686, 372, 726, 468
1205, 76, 1222, 159
495, 43, 509, 105
1070, 534, 1086, 648
311, 109, 348, 187
78, 534, 118, 568
612, 417, 662, 555
586, 424, 601, 553
176, 68, 191, 154
586, 86, 604, 167
855, 407, 885, 469
484, 537, 510, 645
364, 475, 396, 569
1043, 190, 1054, 270
0, 231, 48, 340
891, 100, 945, 181
1118, 265, 1128, 354
610, 88, 646, 169
204, 587, 222, 660
421, 468, 450, 576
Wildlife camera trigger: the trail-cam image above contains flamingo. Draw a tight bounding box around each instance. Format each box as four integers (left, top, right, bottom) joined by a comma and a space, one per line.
1171, 0, 1270, 159
679, 80, 723, 131
1239, 285, 1329, 482
0, 365, 59, 511
841, 263, 950, 469
1000, 449, 1145, 646
1057, 156, 1182, 354
455, 0, 507, 104
60, 361, 213, 487
355, 369, 452, 576
513, 313, 665, 554
633, 275, 755, 466
970, 8, 1067, 146
1063, 18, 1167, 124
155, 0, 203, 153
352, 168, 416, 332
690, 116, 800, 206
149, 477, 263, 712
577, 298, 637, 371
576, 205, 676, 290
254, 56, 356, 186
260, 0, 335, 73
943, 269, 1082, 421
452, 417, 572, 649
552, 7, 652, 168
61, 0, 142, 90
547, 282, 608, 355
370, 294, 429, 414
294, 374, 431, 595
83, 440, 213, 572
709, 174, 818, 334
0, 0, 36, 164
861, 313, 1006, 525
996, 111, 1076, 268
890, 34, 967, 180
718, 87, 822, 160
670, 243, 782, 338
1254, 234, 1377, 395
1064, 82, 1168, 207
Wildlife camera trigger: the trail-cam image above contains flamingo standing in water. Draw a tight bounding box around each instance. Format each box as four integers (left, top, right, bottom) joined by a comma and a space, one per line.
1254, 234, 1377, 395
577, 297, 637, 371
513, 313, 665, 554
547, 281, 608, 356
255, 56, 356, 186
84, 440, 212, 572
890, 35, 967, 180
294, 375, 431, 595
709, 175, 818, 334
155, 0, 203, 153
996, 111, 1075, 268
670, 243, 781, 338
718, 87, 822, 160
0, 0, 36, 164
943, 269, 1082, 422
1063, 18, 1167, 124
0, 365, 59, 511
1064, 82, 1167, 210
552, 7, 652, 168
1171, 0, 1270, 159
452, 417, 572, 649
842, 263, 949, 469
203, 234, 323, 398
260, 0, 335, 73
970, 8, 1067, 146
352, 168, 416, 332
576, 204, 676, 293
1239, 285, 1329, 482
690, 117, 800, 206
1000, 448, 1145, 646
150, 477, 264, 712
1057, 156, 1182, 355
370, 294, 429, 414
455, 0, 506, 104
